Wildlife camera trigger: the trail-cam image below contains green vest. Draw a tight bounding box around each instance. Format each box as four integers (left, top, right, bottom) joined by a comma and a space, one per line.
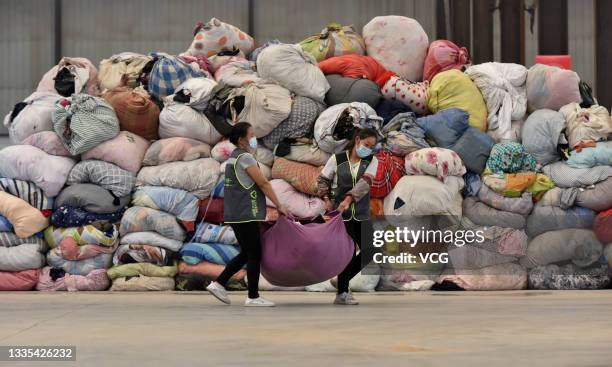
332, 151, 372, 221
223, 149, 266, 223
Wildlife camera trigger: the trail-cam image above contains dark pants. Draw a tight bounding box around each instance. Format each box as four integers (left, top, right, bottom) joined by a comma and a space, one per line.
215, 221, 261, 299
337, 219, 375, 294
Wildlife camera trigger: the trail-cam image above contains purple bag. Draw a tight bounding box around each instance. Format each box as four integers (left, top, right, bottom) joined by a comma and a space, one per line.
261, 211, 354, 287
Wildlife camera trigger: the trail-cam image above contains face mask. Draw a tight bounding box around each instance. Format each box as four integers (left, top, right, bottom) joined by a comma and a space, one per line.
356, 144, 372, 158
248, 136, 258, 150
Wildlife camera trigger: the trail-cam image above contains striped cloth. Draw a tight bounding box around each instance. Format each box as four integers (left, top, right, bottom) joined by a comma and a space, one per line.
52, 94, 120, 155
180, 242, 240, 266
0, 232, 46, 248
67, 160, 135, 198
0, 216, 13, 232
0, 178, 53, 215
148, 53, 205, 100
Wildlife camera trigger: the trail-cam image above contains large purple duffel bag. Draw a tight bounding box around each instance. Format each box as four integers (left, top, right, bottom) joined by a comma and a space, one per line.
261, 211, 354, 287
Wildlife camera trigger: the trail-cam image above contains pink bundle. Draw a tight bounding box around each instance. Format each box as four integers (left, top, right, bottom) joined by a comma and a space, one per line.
423, 40, 469, 82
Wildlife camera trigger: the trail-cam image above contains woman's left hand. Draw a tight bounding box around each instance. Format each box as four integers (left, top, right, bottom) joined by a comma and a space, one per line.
337, 197, 352, 213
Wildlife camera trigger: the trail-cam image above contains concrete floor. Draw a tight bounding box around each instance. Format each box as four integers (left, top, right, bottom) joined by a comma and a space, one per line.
1, 291, 611, 367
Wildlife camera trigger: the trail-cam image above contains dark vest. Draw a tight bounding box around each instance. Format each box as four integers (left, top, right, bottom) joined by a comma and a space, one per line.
223, 149, 266, 223
332, 151, 372, 221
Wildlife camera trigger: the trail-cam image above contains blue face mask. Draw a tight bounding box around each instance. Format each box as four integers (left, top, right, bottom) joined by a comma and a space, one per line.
356, 144, 372, 158
248, 136, 258, 150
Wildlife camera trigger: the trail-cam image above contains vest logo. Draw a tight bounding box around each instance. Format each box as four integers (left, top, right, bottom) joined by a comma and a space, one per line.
250, 191, 257, 199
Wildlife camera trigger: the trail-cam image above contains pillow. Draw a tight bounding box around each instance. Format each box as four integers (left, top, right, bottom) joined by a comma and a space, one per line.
180, 242, 240, 265
136, 159, 220, 199
0, 145, 76, 197
81, 131, 150, 174
0, 244, 46, 272
541, 162, 612, 188
47, 248, 113, 276
51, 205, 125, 228
67, 160, 135, 198
36, 267, 109, 291
120, 232, 183, 252
566, 141, 612, 169
0, 178, 54, 214
142, 137, 211, 166
0, 192, 49, 238
575, 178, 612, 211
56, 237, 116, 261
132, 186, 199, 231
405, 148, 466, 180
119, 206, 186, 242
54, 184, 131, 214
44, 223, 119, 248
191, 222, 237, 245
22, 131, 74, 157
520, 229, 602, 269
0, 269, 40, 291
109, 275, 175, 291
106, 263, 177, 280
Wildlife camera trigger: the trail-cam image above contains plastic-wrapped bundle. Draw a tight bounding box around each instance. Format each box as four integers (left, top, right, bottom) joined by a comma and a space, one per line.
54, 184, 130, 214
37, 57, 100, 96
51, 205, 125, 228
263, 96, 325, 149
526, 64, 581, 112
191, 222, 237, 245
113, 244, 170, 266
0, 192, 49, 239
44, 223, 119, 248
214, 56, 261, 87
147, 53, 205, 100
0, 178, 54, 215
437, 263, 527, 291
465, 62, 527, 141
180, 242, 239, 265
0, 269, 40, 291
266, 179, 326, 219
528, 264, 610, 290
158, 104, 222, 145
0, 244, 46, 272
98, 52, 152, 91
109, 275, 175, 291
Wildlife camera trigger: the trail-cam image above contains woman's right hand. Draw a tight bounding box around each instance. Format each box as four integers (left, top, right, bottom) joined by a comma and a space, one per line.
276, 204, 288, 216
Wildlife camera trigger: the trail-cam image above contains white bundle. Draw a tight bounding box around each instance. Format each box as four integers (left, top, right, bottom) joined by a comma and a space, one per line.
466, 62, 528, 142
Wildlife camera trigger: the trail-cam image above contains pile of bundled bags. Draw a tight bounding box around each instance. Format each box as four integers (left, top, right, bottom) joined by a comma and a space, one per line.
0, 15, 610, 292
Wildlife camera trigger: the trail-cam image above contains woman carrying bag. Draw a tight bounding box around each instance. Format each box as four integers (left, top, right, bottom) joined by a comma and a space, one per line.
207, 122, 287, 307
316, 128, 379, 305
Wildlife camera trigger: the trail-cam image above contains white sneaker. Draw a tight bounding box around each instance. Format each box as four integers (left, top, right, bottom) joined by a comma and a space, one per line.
206, 281, 231, 304
334, 292, 359, 305
244, 297, 276, 307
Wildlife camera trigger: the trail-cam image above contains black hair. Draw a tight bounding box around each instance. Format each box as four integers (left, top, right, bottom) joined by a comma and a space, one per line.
229, 122, 252, 145
345, 128, 378, 153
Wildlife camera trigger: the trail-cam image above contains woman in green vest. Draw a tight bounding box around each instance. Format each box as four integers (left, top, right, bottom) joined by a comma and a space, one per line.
317, 128, 379, 305
207, 122, 287, 307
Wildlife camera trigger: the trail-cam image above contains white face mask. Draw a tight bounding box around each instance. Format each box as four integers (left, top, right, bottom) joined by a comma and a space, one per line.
248, 136, 258, 150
